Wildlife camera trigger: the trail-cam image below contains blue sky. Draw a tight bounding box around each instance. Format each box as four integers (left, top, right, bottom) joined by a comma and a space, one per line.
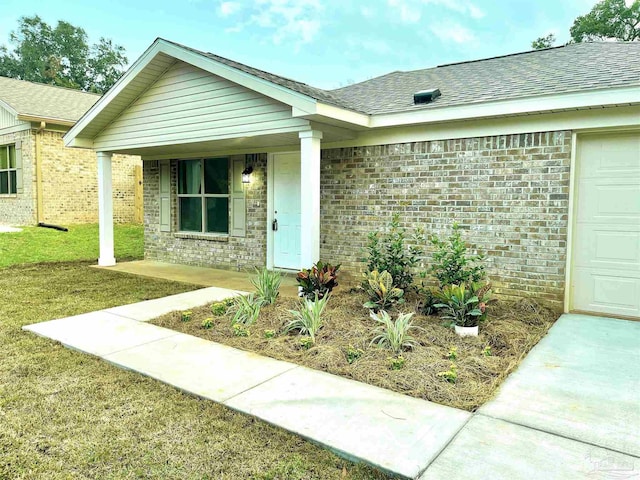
1, 0, 601, 89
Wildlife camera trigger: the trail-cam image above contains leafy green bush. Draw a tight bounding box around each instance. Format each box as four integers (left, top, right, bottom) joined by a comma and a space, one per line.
284, 294, 329, 345
429, 224, 485, 287
231, 294, 262, 326
345, 345, 364, 364
388, 355, 406, 370
437, 364, 458, 383
263, 329, 276, 339
370, 310, 420, 355
364, 214, 424, 291
210, 302, 228, 316
434, 284, 484, 327
201, 317, 214, 329
181, 311, 192, 322
363, 270, 404, 311
251, 268, 282, 305
296, 261, 340, 300
232, 324, 250, 337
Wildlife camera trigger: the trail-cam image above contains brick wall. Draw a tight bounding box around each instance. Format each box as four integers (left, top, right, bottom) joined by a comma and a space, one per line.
0, 129, 36, 225
143, 154, 267, 270
320, 131, 572, 304
40, 131, 141, 224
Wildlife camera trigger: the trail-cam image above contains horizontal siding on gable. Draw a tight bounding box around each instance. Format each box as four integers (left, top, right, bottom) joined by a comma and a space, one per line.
93, 61, 308, 151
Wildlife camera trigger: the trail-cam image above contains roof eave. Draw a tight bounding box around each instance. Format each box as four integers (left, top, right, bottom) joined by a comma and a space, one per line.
17, 114, 76, 127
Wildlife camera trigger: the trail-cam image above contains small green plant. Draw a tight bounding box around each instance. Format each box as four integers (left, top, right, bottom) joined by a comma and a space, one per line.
388, 355, 406, 370
364, 214, 424, 291
232, 324, 250, 337
296, 261, 340, 300
231, 294, 262, 326
363, 270, 405, 311
417, 281, 440, 315
482, 345, 492, 357
210, 302, 228, 317
251, 268, 281, 305
437, 363, 458, 383
345, 345, 364, 364
299, 337, 314, 350
201, 317, 214, 329
284, 294, 329, 345
434, 284, 483, 328
181, 311, 192, 322
429, 223, 485, 288
447, 346, 458, 360
370, 310, 420, 355
264, 329, 276, 339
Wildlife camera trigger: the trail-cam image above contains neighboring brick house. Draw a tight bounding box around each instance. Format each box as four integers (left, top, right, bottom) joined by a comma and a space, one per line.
65, 39, 640, 319
0, 76, 142, 226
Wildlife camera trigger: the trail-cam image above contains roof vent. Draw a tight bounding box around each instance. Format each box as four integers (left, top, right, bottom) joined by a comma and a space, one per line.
413, 88, 441, 105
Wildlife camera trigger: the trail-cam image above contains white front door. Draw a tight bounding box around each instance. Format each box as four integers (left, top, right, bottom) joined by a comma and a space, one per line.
273, 152, 301, 269
571, 132, 640, 318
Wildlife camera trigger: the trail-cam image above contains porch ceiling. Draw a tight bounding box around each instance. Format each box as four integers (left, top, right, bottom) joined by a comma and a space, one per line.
105, 127, 352, 159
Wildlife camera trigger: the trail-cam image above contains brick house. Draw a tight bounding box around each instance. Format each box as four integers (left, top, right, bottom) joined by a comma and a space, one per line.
0, 76, 142, 226
64, 39, 640, 319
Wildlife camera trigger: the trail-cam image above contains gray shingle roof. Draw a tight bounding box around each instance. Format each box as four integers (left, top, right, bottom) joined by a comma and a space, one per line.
168, 41, 640, 116
0, 76, 100, 122
330, 42, 640, 115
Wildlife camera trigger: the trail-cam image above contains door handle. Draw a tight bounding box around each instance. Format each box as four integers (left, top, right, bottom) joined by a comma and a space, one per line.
272, 219, 278, 231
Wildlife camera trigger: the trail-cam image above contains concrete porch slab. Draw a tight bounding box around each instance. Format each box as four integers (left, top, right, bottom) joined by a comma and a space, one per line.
23, 312, 179, 357
225, 365, 471, 479
104, 333, 297, 403
105, 286, 245, 322
420, 415, 639, 479
480, 314, 640, 457
96, 260, 300, 297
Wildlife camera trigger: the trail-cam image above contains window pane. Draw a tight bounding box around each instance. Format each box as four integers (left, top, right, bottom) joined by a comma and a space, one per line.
9, 171, 16, 194
179, 197, 202, 232
205, 197, 229, 233
204, 158, 228, 194
0, 172, 8, 194
178, 160, 201, 194
8, 146, 16, 169
0, 147, 7, 170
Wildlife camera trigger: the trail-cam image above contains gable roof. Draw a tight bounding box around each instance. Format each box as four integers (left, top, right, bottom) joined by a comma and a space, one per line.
0, 76, 100, 124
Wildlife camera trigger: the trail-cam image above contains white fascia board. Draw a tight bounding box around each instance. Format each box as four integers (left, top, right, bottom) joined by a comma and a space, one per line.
370, 86, 640, 128
66, 137, 95, 148
0, 99, 18, 117
292, 103, 370, 128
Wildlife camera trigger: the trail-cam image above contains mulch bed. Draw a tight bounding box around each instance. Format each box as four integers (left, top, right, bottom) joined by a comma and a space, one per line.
151, 289, 559, 412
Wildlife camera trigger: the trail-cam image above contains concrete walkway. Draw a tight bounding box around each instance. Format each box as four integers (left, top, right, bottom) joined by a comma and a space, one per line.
23, 290, 640, 479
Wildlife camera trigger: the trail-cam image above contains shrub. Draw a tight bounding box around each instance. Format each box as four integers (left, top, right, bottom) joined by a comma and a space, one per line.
251, 268, 281, 305
210, 302, 228, 317
296, 261, 340, 300
284, 294, 329, 345
181, 311, 192, 322
370, 310, 420, 355
429, 223, 485, 288
363, 270, 404, 311
364, 214, 424, 291
299, 337, 313, 350
417, 283, 440, 315
482, 345, 492, 357
345, 345, 364, 364
388, 355, 406, 370
233, 324, 250, 337
434, 284, 483, 328
264, 329, 276, 339
201, 317, 214, 329
231, 294, 261, 326
437, 363, 458, 383
447, 346, 458, 360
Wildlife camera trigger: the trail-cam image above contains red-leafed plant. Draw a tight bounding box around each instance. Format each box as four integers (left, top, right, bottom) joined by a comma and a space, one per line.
296, 261, 341, 300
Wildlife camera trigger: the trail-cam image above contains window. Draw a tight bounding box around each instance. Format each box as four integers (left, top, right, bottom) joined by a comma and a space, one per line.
0, 145, 17, 195
177, 158, 229, 234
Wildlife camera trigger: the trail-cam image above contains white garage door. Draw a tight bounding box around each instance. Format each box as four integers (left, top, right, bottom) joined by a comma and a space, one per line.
571, 132, 640, 319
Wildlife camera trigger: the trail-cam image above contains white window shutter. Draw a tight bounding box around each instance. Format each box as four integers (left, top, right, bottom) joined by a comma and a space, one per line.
14, 140, 23, 194
159, 160, 171, 232
230, 158, 246, 237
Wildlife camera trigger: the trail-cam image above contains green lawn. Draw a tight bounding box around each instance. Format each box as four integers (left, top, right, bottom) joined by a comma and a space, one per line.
0, 232, 387, 478
0, 223, 143, 267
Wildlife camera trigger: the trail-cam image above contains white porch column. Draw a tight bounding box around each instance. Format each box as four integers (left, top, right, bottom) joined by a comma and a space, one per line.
299, 130, 322, 269
97, 151, 116, 266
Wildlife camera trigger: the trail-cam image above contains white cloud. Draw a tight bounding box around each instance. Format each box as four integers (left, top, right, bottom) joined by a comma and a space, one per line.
220, 0, 324, 47
347, 36, 393, 55
430, 22, 475, 43
219, 1, 241, 16
388, 0, 485, 23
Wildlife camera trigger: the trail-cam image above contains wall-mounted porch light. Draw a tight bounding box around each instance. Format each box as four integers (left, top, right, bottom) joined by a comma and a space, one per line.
241, 166, 253, 184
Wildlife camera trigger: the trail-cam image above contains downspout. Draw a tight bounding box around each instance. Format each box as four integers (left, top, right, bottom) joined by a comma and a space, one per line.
35, 121, 45, 223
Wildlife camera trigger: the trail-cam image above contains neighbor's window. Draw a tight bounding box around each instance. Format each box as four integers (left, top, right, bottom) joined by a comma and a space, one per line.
177, 158, 229, 234
0, 145, 17, 195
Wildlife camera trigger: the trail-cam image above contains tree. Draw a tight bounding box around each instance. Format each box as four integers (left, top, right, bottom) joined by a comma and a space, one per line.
570, 0, 640, 42
531, 33, 556, 49
0, 15, 127, 93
